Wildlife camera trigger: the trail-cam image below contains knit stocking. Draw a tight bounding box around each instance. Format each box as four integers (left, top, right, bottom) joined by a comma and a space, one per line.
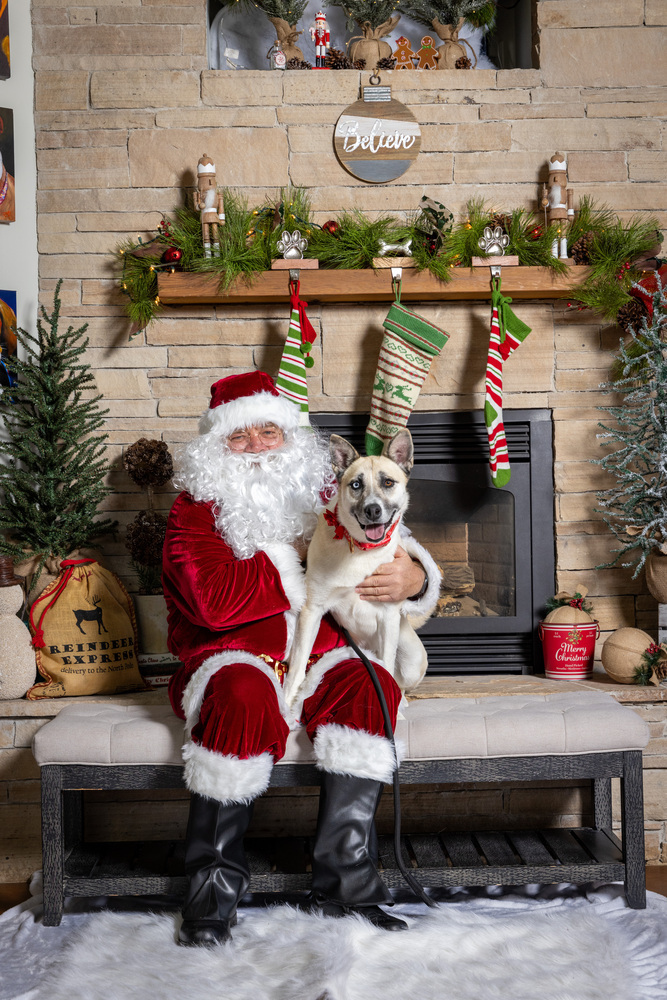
484, 278, 531, 487
365, 294, 448, 456
275, 280, 317, 427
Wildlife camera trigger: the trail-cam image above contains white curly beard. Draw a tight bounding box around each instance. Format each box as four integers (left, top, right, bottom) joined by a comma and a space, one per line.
173, 428, 336, 559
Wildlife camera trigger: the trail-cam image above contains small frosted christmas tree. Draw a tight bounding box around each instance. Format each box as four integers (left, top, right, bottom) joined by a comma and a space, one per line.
398, 0, 496, 31
595, 273, 667, 575
0, 281, 115, 590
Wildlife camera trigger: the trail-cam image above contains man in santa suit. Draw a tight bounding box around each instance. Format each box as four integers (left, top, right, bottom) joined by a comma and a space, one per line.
163, 371, 440, 947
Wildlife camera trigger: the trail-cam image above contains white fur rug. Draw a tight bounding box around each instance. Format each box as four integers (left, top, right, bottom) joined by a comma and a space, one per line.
2, 883, 667, 1000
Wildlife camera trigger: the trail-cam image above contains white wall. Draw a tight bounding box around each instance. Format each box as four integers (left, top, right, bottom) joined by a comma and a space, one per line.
0, 0, 37, 335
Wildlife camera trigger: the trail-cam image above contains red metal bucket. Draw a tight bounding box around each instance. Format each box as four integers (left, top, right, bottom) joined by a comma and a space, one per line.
538, 620, 600, 680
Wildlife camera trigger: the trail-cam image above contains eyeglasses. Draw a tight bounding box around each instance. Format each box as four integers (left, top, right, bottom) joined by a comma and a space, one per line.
226, 425, 285, 451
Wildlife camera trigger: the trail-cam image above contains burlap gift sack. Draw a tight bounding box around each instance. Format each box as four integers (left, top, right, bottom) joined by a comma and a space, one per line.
27, 558, 145, 699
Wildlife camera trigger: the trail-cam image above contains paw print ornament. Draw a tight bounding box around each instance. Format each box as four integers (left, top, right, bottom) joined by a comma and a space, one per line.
277, 230, 308, 260
478, 225, 510, 258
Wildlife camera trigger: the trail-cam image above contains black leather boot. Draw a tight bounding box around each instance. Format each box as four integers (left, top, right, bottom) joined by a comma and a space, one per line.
178, 793, 254, 947
310, 772, 407, 932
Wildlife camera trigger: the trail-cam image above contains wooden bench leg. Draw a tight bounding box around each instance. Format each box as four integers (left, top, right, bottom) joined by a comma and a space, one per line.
593, 777, 612, 830
40, 765, 65, 927
621, 751, 646, 909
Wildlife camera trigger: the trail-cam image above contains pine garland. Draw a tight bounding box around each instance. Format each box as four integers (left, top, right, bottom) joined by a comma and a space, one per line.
0, 282, 115, 591
114, 188, 662, 333
308, 211, 408, 270
444, 199, 566, 272
566, 197, 662, 320
595, 274, 667, 576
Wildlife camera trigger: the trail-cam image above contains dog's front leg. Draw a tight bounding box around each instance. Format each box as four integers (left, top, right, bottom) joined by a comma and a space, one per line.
378, 611, 401, 678
283, 604, 323, 709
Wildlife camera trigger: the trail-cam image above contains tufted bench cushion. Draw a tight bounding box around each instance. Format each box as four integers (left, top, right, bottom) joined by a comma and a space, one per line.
32, 691, 649, 766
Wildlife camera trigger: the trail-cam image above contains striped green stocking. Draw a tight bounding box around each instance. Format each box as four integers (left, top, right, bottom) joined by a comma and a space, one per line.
275, 280, 317, 426
484, 278, 531, 487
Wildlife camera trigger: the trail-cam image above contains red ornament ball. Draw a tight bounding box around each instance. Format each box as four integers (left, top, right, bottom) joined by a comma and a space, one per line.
322, 220, 339, 236
529, 225, 543, 241
162, 247, 182, 264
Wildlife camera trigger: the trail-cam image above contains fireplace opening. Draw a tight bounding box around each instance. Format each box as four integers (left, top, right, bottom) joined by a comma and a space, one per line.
311, 409, 555, 675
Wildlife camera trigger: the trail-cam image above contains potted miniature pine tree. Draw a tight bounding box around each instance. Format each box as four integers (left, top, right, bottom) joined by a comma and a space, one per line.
0, 281, 115, 599
328, 0, 402, 69
123, 438, 173, 656
595, 273, 667, 600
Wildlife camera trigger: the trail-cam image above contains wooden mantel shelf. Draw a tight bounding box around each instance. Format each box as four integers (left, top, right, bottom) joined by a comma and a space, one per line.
157, 265, 588, 306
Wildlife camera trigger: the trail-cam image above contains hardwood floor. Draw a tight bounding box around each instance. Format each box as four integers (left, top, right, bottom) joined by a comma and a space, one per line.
1, 867, 666, 916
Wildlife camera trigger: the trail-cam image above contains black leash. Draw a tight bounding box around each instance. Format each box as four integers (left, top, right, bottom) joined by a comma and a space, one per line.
341, 627, 437, 909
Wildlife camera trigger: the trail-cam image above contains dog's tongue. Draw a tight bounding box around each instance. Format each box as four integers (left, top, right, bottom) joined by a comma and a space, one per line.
365, 523, 385, 542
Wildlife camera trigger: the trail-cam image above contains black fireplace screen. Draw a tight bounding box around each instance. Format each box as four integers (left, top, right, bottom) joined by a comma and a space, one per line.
311, 409, 555, 675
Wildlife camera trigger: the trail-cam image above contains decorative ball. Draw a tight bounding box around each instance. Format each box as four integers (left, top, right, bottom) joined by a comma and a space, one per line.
529, 225, 544, 241
601, 627, 653, 684
322, 220, 339, 236
162, 247, 182, 265
544, 604, 594, 624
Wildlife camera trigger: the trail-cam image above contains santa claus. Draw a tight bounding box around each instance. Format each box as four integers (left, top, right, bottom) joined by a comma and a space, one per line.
164, 371, 440, 946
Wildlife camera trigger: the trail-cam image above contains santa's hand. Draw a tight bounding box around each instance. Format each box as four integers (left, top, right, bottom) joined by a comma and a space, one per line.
356, 545, 425, 603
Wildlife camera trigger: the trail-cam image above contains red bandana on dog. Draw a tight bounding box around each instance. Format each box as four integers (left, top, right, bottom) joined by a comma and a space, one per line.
323, 504, 400, 551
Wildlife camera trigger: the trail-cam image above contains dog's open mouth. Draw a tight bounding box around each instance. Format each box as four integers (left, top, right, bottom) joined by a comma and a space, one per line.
357, 516, 395, 543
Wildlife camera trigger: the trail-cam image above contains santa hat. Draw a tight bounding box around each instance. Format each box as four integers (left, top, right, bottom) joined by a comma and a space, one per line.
198, 371, 302, 438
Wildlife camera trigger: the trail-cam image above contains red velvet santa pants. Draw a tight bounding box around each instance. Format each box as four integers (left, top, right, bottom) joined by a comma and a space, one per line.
183, 657, 401, 804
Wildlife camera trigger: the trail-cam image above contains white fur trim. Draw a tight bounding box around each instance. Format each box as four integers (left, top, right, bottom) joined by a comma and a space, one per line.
182, 742, 273, 804
313, 723, 398, 782
198, 390, 301, 438
181, 650, 290, 732
399, 529, 442, 620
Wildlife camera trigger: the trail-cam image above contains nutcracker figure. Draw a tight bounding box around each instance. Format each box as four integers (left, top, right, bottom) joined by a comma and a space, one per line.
194, 154, 225, 258
541, 152, 574, 260
309, 10, 330, 68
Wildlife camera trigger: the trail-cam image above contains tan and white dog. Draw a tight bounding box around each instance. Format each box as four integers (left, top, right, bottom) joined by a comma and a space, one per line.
283, 429, 433, 709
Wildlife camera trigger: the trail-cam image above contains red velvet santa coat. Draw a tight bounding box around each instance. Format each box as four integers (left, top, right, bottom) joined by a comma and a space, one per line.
164, 492, 346, 719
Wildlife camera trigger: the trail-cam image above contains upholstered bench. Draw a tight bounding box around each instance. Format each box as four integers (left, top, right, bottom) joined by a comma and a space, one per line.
33, 691, 650, 926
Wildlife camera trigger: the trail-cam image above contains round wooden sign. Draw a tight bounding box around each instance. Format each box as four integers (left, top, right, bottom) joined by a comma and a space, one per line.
334, 87, 421, 184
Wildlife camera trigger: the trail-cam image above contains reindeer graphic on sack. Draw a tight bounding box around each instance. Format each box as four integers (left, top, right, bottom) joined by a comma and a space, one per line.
28, 558, 145, 699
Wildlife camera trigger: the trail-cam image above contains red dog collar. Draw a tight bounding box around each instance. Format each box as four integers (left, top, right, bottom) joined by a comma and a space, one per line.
323, 504, 399, 551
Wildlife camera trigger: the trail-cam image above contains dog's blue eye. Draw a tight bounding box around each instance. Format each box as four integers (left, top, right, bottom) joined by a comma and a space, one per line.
350, 480, 361, 491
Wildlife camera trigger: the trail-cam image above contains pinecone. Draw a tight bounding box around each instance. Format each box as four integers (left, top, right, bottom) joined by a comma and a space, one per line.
325, 47, 364, 70
455, 56, 472, 69
571, 230, 595, 265
375, 56, 396, 70
617, 298, 647, 336
125, 510, 168, 567
488, 212, 512, 234
285, 57, 312, 70
123, 438, 174, 490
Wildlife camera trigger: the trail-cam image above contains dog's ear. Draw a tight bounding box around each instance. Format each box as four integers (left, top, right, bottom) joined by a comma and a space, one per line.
329, 434, 360, 480
383, 429, 414, 475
